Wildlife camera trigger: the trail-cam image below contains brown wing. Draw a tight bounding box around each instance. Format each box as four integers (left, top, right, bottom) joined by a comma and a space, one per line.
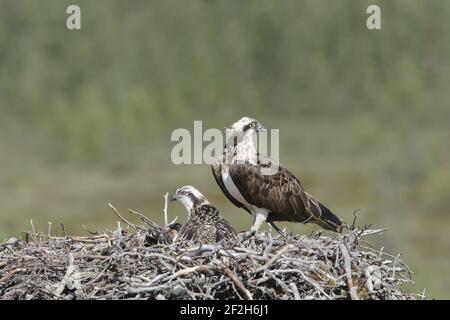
228, 158, 322, 223
177, 221, 216, 244
176, 222, 197, 243
195, 225, 217, 244
212, 159, 287, 235
215, 217, 237, 243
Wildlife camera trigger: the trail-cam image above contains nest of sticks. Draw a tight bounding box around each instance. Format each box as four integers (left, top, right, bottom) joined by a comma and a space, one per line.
0, 203, 426, 300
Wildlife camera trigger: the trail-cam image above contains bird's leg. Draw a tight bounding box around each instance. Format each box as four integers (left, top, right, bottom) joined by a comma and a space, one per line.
251, 211, 268, 233
243, 210, 268, 241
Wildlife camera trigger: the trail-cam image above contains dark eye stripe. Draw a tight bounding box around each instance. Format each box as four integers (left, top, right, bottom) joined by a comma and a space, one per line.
188, 193, 203, 206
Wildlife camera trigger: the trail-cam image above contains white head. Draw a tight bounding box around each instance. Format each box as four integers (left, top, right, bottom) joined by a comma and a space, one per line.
226, 117, 266, 144
170, 185, 207, 215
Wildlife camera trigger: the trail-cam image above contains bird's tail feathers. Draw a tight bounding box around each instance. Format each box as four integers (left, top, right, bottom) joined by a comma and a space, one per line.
316, 203, 343, 232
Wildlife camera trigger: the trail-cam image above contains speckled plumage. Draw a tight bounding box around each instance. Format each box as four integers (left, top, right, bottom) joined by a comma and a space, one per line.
172, 186, 237, 245
176, 203, 236, 244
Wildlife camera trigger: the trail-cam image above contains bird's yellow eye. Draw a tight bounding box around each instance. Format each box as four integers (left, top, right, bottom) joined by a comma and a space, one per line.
251, 121, 257, 128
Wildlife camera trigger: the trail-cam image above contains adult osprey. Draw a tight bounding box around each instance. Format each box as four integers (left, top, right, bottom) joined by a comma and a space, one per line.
212, 117, 343, 237
170, 185, 237, 244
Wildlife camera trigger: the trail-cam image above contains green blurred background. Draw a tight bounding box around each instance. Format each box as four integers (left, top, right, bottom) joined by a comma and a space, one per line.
0, 0, 449, 298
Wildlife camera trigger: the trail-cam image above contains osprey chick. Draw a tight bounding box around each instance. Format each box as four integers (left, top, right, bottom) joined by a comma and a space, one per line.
170, 185, 237, 244
212, 117, 343, 237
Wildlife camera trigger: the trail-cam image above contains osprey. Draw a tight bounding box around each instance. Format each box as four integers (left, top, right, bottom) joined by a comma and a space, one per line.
212, 117, 343, 237
170, 185, 237, 244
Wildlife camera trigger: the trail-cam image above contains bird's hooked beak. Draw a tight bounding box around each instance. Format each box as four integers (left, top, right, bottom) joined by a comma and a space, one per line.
170, 193, 178, 202
256, 122, 267, 132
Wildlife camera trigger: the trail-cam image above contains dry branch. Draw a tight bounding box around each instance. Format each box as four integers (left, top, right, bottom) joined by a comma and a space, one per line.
339, 243, 358, 300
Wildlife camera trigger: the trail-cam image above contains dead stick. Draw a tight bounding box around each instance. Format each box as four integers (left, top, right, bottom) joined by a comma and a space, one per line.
339, 243, 359, 300
47, 221, 52, 249
128, 209, 154, 226
47, 222, 52, 237
169, 265, 211, 280
289, 282, 301, 300
30, 219, 36, 235
253, 244, 296, 273
163, 192, 169, 227
108, 203, 141, 231
222, 266, 253, 300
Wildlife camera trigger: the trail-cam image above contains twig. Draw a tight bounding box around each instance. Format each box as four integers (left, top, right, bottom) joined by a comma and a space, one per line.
168, 216, 178, 226
339, 243, 359, 300
30, 219, 36, 235
222, 266, 253, 300
128, 209, 154, 226
48, 222, 52, 249
108, 202, 141, 231
163, 192, 169, 227
169, 265, 212, 280
60, 223, 66, 237
253, 244, 296, 273
350, 208, 361, 231
289, 282, 301, 300
47, 222, 52, 238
